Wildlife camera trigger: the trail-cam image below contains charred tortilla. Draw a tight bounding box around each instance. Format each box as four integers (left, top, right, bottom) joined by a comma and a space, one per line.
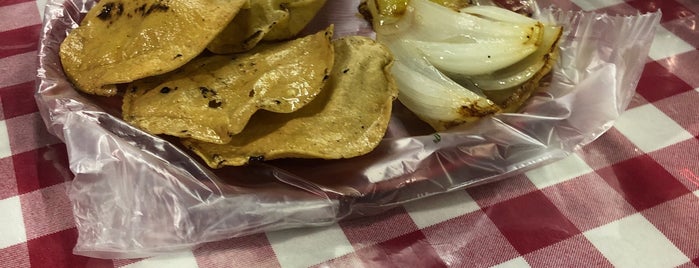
184, 36, 397, 167
60, 0, 247, 96
122, 27, 335, 144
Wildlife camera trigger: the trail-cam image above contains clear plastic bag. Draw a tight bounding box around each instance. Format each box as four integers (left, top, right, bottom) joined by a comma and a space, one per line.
36, 0, 661, 259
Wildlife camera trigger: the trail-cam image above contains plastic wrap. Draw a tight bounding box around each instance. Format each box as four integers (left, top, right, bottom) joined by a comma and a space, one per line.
36, 0, 661, 259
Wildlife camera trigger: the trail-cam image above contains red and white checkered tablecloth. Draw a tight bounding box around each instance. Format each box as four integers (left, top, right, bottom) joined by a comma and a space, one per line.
2, 0, 698, 267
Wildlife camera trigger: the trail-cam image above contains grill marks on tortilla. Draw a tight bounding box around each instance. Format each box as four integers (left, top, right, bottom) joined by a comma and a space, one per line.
98, 1, 174, 23
59, 0, 247, 96
122, 27, 335, 145
97, 2, 125, 21
183, 36, 398, 168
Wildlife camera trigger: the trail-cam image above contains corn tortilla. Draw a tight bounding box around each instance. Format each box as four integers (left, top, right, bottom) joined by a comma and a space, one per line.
60, 0, 247, 96
184, 36, 398, 167
122, 27, 335, 144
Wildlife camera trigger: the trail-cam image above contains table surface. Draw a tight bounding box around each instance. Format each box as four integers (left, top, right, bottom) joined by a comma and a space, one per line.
2, 0, 699, 267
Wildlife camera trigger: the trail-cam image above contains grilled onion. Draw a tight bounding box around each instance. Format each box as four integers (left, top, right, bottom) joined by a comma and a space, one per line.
363, 0, 562, 130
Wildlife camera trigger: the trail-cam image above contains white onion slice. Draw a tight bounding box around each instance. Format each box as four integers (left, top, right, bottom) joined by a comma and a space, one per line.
369, 0, 561, 130
376, 0, 543, 44
408, 39, 538, 76
388, 40, 500, 129
459, 5, 537, 24
465, 25, 563, 90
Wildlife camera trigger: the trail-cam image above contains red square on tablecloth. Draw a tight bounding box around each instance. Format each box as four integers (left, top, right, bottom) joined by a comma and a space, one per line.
467, 174, 538, 208
579, 128, 644, 170
0, 0, 36, 7
484, 191, 581, 255
675, 0, 699, 13
26, 228, 104, 268
13, 143, 71, 195
0, 24, 41, 59
0, 243, 30, 268
340, 207, 418, 249
627, 0, 695, 22
421, 211, 520, 267
311, 252, 363, 267
596, 154, 691, 211
676, 261, 699, 268
0, 156, 18, 200
641, 193, 699, 260
351, 230, 447, 268
635, 61, 694, 103
524, 234, 613, 267
541, 173, 637, 232
19, 182, 74, 241
0, 81, 37, 121
194, 234, 279, 268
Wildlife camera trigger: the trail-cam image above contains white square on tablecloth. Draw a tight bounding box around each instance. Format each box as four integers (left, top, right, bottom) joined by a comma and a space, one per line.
649, 26, 695, 61
570, 0, 624, 11
584, 213, 689, 268
0, 121, 10, 159
36, 0, 48, 18
526, 153, 593, 189
693, 190, 699, 198
0, 196, 27, 249
404, 190, 480, 229
266, 223, 354, 268
614, 104, 694, 153
123, 251, 199, 268
491, 257, 531, 268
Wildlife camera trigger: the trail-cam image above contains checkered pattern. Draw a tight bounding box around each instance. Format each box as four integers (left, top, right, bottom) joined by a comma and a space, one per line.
2, 0, 698, 267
